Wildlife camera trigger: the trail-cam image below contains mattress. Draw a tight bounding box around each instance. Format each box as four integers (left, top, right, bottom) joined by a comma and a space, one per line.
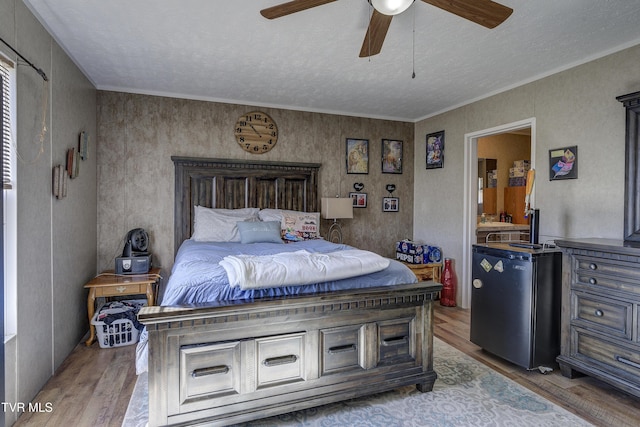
160, 239, 418, 306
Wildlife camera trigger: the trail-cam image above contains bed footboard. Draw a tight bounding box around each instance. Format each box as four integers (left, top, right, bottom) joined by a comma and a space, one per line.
139, 282, 441, 427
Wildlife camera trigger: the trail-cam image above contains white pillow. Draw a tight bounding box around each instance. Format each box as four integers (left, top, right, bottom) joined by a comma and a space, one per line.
257, 208, 285, 222
192, 206, 259, 242
258, 209, 320, 242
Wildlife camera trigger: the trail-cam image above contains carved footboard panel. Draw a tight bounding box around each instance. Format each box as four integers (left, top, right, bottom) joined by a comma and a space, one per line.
139, 282, 441, 427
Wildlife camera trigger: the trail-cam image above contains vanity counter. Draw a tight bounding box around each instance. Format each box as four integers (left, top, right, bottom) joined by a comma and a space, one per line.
476, 223, 529, 243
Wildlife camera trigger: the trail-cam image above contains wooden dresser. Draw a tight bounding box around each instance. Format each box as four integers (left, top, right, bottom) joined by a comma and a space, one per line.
555, 238, 640, 397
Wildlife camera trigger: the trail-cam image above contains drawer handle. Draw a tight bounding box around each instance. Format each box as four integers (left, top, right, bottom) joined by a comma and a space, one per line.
589, 263, 598, 270
594, 309, 604, 317
615, 355, 640, 370
589, 277, 597, 285
191, 365, 229, 378
116, 286, 127, 293
382, 336, 408, 346
263, 355, 298, 367
328, 344, 356, 354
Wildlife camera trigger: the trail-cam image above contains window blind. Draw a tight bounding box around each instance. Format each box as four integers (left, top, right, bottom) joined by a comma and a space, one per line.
1, 58, 12, 190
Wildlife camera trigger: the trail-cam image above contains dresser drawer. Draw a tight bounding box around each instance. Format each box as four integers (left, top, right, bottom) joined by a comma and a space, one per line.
180, 341, 242, 404
574, 256, 640, 296
255, 332, 306, 388
320, 324, 365, 375
377, 317, 415, 366
94, 283, 146, 297
571, 291, 632, 340
573, 329, 640, 381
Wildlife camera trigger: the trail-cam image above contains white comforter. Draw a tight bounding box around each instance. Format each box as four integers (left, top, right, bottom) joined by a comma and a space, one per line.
220, 249, 390, 290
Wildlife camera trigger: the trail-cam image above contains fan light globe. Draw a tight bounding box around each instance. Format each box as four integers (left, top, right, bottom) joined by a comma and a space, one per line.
371, 0, 414, 16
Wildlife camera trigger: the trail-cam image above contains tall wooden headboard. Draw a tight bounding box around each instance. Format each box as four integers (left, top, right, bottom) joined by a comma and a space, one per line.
172, 156, 321, 254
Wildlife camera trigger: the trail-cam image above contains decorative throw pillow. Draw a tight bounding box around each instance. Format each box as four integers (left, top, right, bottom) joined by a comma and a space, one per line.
236, 221, 284, 244
191, 206, 259, 242
258, 209, 320, 242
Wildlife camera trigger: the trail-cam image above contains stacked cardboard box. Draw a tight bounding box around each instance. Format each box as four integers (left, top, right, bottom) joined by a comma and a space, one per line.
508, 160, 530, 186
508, 176, 527, 186
395, 240, 442, 264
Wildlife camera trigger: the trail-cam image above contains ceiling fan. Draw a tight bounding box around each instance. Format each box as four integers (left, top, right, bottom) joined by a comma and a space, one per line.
260, 0, 513, 57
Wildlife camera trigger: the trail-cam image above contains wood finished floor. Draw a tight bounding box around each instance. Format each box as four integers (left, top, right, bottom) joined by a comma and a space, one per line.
14, 304, 640, 426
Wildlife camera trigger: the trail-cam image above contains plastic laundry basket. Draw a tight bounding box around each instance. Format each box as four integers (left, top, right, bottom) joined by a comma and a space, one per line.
91, 299, 145, 348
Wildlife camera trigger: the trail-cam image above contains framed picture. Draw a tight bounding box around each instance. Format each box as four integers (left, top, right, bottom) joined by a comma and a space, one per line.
78, 131, 89, 160
426, 130, 445, 169
382, 139, 403, 174
349, 192, 367, 208
346, 138, 369, 174
549, 146, 578, 180
383, 197, 399, 212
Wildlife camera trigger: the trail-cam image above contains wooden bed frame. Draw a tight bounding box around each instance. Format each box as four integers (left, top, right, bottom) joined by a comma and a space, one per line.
138, 157, 441, 427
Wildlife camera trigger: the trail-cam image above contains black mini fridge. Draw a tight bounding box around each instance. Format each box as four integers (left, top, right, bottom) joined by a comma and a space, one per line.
470, 243, 562, 371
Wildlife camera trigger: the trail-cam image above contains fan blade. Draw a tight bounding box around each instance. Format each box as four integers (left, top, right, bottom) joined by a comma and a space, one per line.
422, 0, 513, 29
260, 0, 337, 19
359, 10, 393, 58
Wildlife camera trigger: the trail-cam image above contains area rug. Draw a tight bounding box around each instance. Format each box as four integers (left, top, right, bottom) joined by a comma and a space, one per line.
122, 338, 592, 427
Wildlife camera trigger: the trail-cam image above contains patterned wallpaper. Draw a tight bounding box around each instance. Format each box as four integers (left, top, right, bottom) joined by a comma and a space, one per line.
96, 91, 414, 272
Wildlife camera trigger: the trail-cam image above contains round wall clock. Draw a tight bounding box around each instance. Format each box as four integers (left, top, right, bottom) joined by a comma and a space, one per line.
234, 111, 278, 154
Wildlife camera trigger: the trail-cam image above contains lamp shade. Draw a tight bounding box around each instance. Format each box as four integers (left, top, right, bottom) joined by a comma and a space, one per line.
371, 0, 413, 16
321, 198, 354, 220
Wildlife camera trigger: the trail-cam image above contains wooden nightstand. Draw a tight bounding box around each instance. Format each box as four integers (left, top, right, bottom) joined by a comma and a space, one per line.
84, 267, 161, 346
402, 262, 442, 283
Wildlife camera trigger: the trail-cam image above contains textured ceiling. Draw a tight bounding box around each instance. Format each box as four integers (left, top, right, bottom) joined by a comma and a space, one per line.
22, 0, 640, 121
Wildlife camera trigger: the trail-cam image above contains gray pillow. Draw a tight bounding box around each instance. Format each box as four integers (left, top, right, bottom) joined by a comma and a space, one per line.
236, 221, 284, 244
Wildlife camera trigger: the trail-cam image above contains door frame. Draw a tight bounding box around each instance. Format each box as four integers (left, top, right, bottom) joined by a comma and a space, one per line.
461, 118, 536, 308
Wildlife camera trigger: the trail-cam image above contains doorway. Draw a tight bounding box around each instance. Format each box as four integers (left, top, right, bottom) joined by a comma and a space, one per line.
461, 118, 535, 308
478, 131, 532, 222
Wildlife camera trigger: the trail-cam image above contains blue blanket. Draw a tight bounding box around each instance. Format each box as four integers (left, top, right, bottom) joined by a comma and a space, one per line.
160, 239, 417, 306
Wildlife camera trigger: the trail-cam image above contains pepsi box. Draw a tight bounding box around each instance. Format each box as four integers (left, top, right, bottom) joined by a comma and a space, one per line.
395, 241, 442, 264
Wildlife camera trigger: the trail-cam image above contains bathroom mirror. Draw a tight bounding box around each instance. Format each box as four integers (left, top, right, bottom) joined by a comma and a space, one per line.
478, 158, 497, 215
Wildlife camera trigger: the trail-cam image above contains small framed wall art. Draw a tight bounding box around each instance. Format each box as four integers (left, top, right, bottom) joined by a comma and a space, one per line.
349, 192, 367, 208
346, 138, 369, 174
382, 139, 403, 174
549, 146, 578, 180
78, 131, 89, 160
426, 130, 444, 169
383, 197, 399, 212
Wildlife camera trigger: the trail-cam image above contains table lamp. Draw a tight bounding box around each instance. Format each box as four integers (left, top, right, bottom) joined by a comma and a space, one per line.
321, 197, 354, 243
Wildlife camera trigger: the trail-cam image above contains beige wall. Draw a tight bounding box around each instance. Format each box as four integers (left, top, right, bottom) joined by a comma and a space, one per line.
414, 43, 640, 307
1, 0, 97, 421
96, 92, 415, 273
